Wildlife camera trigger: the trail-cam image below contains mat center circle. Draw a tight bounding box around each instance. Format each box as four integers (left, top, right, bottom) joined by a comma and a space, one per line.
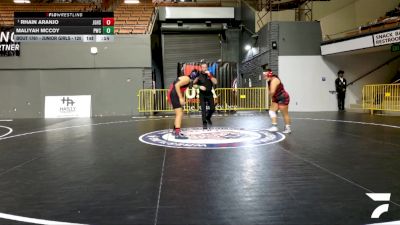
139, 127, 285, 149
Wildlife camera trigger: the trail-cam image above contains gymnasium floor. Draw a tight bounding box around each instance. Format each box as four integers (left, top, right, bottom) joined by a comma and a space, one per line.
0, 112, 399, 225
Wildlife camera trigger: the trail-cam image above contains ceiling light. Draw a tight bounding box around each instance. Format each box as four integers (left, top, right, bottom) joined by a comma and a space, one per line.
125, 0, 139, 4
14, 0, 30, 3
90, 47, 98, 55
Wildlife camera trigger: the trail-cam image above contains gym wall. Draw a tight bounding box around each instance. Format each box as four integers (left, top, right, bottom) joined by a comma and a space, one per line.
279, 56, 339, 111
240, 22, 279, 88
256, 9, 296, 32
280, 47, 400, 112
0, 35, 152, 118
314, 0, 399, 36
240, 22, 321, 90
324, 49, 400, 108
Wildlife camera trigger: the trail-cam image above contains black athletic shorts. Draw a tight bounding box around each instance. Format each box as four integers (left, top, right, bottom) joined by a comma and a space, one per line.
169, 89, 182, 109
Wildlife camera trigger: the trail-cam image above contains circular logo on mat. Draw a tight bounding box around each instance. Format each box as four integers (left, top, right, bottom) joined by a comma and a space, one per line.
139, 127, 285, 149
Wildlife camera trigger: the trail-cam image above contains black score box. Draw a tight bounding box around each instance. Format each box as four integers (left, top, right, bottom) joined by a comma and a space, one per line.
14, 26, 108, 35
14, 18, 112, 27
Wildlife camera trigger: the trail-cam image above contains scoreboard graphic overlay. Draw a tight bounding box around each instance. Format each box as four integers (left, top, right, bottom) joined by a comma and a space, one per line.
14, 12, 114, 42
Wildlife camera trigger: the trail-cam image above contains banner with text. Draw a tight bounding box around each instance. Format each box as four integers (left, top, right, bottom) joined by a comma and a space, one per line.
0, 27, 20, 56
45, 95, 91, 118
374, 29, 400, 46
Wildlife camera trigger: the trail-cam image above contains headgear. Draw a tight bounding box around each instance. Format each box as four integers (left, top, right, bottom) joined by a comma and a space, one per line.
263, 70, 274, 78
189, 69, 199, 80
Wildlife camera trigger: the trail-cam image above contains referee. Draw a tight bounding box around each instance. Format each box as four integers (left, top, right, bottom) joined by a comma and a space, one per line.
194, 63, 218, 129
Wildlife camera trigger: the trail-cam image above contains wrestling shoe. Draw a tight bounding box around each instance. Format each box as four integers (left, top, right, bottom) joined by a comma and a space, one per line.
175, 132, 189, 139
267, 125, 279, 132
282, 125, 291, 134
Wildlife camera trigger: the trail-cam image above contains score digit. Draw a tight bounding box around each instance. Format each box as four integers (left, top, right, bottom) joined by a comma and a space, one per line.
102, 18, 114, 26
102, 26, 114, 35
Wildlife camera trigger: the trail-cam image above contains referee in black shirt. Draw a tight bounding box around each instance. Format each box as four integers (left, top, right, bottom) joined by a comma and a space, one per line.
194, 63, 218, 129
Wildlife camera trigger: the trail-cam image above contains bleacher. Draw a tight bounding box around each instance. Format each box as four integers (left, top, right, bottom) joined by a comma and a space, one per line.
0, 1, 236, 35
325, 3, 400, 41
114, 3, 154, 34
154, 1, 220, 7
0, 3, 96, 27
358, 13, 400, 33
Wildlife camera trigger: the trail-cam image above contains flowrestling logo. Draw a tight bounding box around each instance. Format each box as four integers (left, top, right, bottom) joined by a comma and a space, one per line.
367, 193, 391, 219
139, 127, 285, 149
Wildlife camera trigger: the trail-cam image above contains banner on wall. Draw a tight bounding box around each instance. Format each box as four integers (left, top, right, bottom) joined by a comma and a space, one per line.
174, 61, 239, 112
45, 95, 91, 118
177, 61, 238, 89
373, 28, 400, 46
0, 27, 20, 56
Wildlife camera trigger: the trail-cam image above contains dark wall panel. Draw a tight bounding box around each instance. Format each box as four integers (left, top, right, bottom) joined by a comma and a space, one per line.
162, 34, 221, 86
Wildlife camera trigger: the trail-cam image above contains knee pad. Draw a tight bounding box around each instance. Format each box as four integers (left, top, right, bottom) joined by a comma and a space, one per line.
269, 110, 277, 118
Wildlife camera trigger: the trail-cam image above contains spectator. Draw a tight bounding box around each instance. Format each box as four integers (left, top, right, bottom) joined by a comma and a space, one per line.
335, 70, 347, 111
